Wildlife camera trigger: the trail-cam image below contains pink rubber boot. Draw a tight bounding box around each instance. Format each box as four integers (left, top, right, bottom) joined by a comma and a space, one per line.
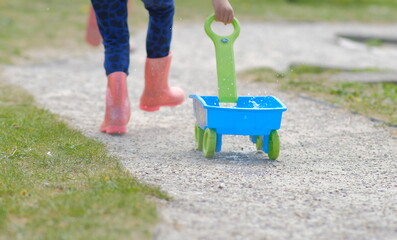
100, 72, 131, 134
139, 53, 185, 112
85, 6, 102, 47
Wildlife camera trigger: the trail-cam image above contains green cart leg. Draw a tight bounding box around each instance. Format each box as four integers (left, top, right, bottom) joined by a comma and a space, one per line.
268, 130, 280, 160
256, 136, 264, 151
195, 124, 204, 151
203, 128, 217, 158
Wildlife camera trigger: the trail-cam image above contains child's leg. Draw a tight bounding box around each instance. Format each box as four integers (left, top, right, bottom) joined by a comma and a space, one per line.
141, 0, 174, 58
91, 0, 131, 134
86, 5, 102, 47
87, 0, 135, 51
139, 0, 184, 112
91, 0, 130, 75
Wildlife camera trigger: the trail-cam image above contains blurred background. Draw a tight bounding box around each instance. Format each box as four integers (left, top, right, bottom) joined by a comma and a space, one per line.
1, 0, 396, 125
1, 0, 397, 64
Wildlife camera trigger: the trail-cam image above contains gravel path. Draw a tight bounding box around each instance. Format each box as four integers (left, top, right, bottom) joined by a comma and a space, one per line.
4, 22, 397, 240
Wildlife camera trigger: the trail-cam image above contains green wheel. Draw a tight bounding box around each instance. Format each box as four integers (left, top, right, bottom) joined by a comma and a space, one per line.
256, 136, 263, 151
203, 128, 217, 158
268, 130, 280, 160
195, 124, 204, 151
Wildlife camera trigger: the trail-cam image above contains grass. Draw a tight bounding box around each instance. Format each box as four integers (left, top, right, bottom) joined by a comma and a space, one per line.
0, 81, 169, 239
239, 65, 397, 126
0, 0, 89, 64
365, 39, 383, 47
176, 0, 397, 23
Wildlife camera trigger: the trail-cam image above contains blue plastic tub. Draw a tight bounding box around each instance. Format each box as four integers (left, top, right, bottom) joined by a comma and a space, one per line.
190, 95, 287, 136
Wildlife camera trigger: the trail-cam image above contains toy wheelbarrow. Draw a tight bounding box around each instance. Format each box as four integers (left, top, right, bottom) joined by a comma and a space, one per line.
189, 15, 287, 159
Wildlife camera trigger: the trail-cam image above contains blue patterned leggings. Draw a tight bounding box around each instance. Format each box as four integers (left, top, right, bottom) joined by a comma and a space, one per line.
91, 0, 174, 75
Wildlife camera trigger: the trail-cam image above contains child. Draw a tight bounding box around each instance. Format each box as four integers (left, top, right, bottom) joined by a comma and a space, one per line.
91, 0, 234, 134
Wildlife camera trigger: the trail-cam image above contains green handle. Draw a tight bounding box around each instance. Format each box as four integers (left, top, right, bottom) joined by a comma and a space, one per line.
204, 14, 240, 103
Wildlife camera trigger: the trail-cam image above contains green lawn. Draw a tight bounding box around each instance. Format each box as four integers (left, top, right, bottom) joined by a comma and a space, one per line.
0, 0, 87, 64
240, 66, 397, 126
0, 81, 169, 239
176, 0, 397, 22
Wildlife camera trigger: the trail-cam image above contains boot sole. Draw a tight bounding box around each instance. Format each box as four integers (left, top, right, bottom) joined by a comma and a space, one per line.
100, 125, 127, 135
139, 102, 182, 112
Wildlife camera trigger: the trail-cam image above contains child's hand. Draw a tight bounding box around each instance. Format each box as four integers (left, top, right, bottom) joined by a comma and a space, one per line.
212, 0, 234, 25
